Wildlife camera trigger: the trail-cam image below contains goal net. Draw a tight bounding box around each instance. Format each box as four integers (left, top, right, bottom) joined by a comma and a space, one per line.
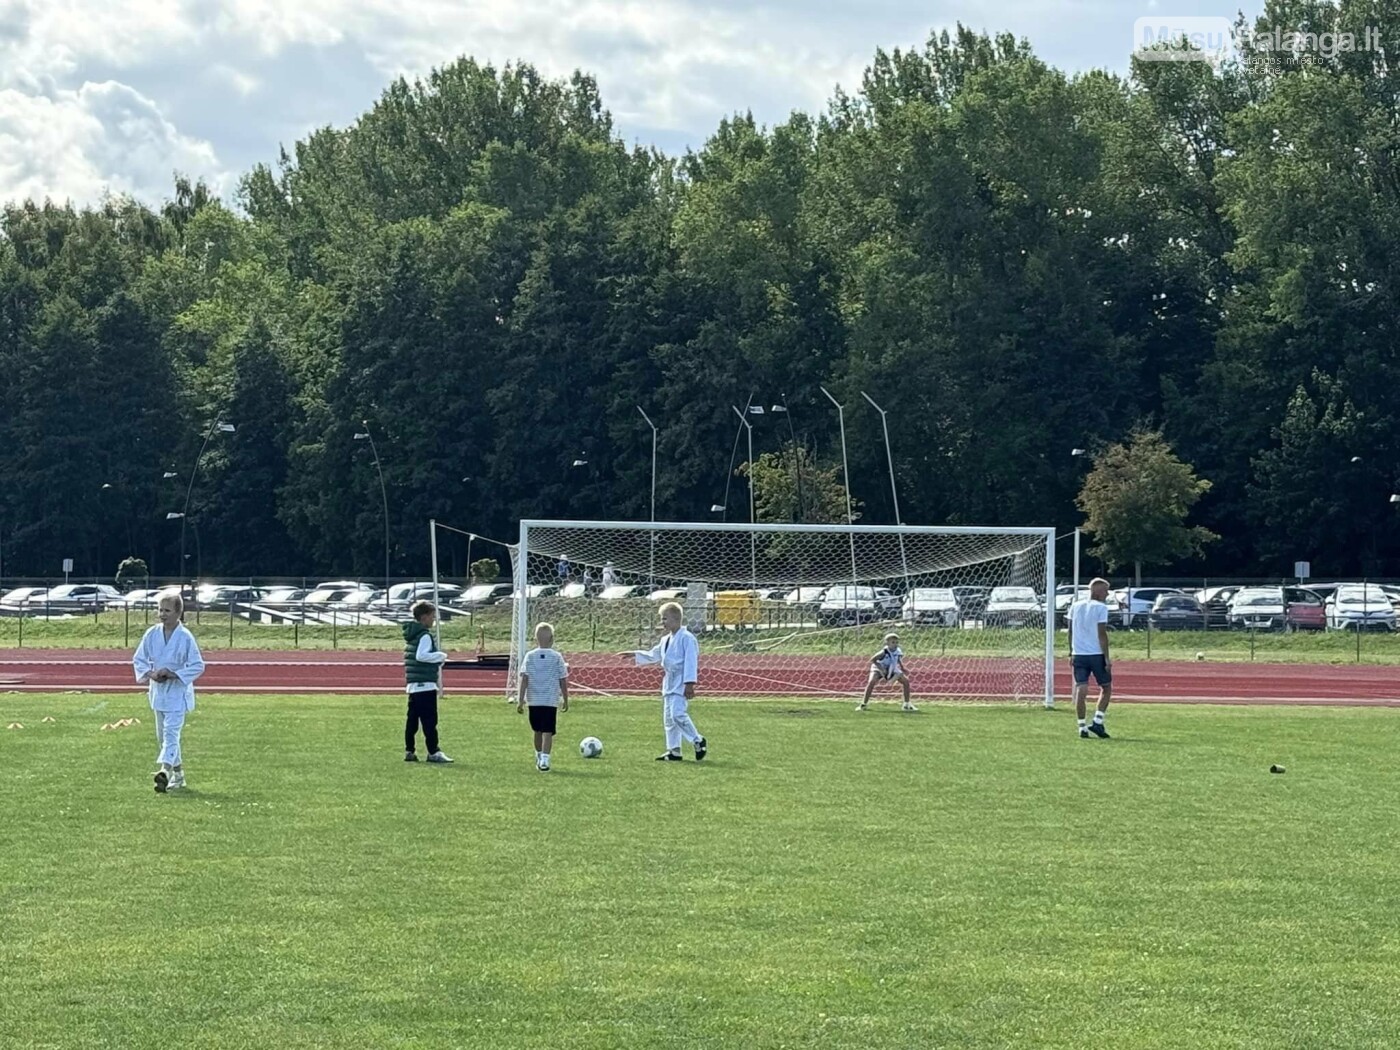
506, 520, 1055, 704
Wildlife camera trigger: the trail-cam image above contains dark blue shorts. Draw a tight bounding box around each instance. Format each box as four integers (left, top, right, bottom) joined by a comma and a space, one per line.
1072, 654, 1112, 686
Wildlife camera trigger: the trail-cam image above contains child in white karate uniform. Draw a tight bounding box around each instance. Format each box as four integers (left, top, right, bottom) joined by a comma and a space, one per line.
132, 594, 206, 793
627, 601, 707, 762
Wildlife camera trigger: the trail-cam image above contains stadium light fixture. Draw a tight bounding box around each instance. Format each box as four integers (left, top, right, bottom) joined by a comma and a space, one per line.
1071, 448, 1087, 457
353, 422, 391, 607
163, 471, 179, 479
101, 483, 113, 490
747, 405, 765, 415
179, 417, 235, 601
1390, 494, 1400, 504
769, 404, 787, 413
710, 504, 726, 513
1352, 456, 1364, 463
572, 459, 588, 467
166, 512, 184, 520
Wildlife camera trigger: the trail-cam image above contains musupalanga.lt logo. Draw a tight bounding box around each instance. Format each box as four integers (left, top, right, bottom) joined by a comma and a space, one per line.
1133, 16, 1381, 63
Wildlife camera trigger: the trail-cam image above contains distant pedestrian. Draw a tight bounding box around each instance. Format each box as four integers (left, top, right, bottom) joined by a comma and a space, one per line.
602, 562, 617, 589
557, 556, 571, 582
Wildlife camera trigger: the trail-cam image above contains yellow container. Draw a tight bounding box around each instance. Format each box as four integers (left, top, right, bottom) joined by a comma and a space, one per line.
714, 589, 760, 626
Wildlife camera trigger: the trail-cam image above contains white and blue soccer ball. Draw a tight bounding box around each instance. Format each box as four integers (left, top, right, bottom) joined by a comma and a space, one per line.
579, 736, 604, 759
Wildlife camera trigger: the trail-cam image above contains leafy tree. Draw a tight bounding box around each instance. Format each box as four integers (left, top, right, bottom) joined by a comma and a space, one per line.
740, 443, 857, 524
115, 557, 150, 590
470, 558, 501, 583
1076, 430, 1217, 584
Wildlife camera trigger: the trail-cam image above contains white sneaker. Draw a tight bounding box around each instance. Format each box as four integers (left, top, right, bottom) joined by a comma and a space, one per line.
855, 702, 868, 711
169, 771, 186, 789
426, 752, 454, 764
901, 702, 918, 712
540, 754, 551, 771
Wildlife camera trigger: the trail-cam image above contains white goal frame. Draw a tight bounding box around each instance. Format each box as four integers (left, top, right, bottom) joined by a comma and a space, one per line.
515, 519, 1056, 706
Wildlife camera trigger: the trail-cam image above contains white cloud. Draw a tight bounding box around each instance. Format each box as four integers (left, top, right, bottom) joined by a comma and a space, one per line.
0, 81, 225, 205
0, 0, 1160, 208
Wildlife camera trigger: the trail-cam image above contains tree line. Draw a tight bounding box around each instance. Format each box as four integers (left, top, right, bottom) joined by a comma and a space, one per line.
3, 7, 1400, 582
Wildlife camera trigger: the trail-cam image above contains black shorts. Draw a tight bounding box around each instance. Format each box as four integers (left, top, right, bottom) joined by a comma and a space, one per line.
527, 706, 558, 734
1072, 654, 1112, 686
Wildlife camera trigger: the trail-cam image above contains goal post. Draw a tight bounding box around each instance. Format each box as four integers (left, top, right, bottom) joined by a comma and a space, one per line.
510, 520, 1056, 705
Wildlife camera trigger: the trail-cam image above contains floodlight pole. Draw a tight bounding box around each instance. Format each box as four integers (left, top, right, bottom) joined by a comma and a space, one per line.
637, 406, 658, 587
821, 387, 860, 595
721, 393, 754, 523
180, 417, 234, 603
354, 422, 391, 608
776, 393, 805, 522
861, 390, 910, 592
731, 405, 758, 590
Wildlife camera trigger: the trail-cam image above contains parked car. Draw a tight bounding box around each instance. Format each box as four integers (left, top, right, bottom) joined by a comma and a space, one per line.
1149, 594, 1207, 631
1195, 586, 1246, 629
1326, 585, 1398, 632
460, 583, 514, 606
1227, 588, 1286, 632
902, 588, 961, 627
114, 588, 162, 609
816, 586, 902, 627
557, 583, 588, 599
598, 585, 648, 601
983, 587, 1044, 628
782, 587, 829, 609
39, 583, 124, 612
195, 585, 264, 609
1284, 588, 1327, 632
1111, 588, 1188, 629
316, 580, 376, 592
303, 587, 361, 606
0, 586, 49, 606
525, 584, 562, 599
386, 582, 464, 604
260, 587, 309, 605
951, 586, 992, 621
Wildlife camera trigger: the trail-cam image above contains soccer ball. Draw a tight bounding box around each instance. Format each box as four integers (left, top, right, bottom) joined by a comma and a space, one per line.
579, 736, 603, 758
1195, 651, 1206, 662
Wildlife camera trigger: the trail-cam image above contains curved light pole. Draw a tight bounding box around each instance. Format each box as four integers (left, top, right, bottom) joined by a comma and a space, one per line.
820, 387, 860, 593
179, 419, 235, 599
354, 423, 391, 609
637, 406, 658, 587
860, 391, 909, 592
771, 395, 805, 522
731, 405, 758, 590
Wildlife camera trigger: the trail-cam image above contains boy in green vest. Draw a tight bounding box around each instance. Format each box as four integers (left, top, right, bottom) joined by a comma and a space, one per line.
402, 600, 453, 763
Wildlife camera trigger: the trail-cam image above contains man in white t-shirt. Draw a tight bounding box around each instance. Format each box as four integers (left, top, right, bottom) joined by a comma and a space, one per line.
1067, 577, 1113, 739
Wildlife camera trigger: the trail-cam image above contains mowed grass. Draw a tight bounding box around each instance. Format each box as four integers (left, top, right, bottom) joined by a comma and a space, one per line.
2, 695, 1399, 1049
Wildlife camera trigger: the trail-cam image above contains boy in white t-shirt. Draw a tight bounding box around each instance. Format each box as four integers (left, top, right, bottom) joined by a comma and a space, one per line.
858, 632, 915, 712
1067, 578, 1113, 739
517, 622, 570, 771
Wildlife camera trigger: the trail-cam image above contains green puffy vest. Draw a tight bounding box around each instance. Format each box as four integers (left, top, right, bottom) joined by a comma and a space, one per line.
403, 621, 440, 684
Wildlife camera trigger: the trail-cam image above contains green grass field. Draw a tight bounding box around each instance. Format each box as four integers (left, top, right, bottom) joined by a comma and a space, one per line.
2, 695, 1399, 1048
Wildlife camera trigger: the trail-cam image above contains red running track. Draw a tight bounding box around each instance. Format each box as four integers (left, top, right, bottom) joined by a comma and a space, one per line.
1, 649, 1398, 705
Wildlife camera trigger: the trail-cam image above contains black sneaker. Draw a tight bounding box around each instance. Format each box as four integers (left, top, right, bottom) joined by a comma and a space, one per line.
1087, 722, 1110, 739
1079, 727, 1090, 739
694, 737, 707, 761
405, 751, 419, 762
153, 770, 169, 793
656, 752, 683, 762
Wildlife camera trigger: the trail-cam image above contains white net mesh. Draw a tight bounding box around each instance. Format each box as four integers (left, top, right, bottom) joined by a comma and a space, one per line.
505, 521, 1053, 703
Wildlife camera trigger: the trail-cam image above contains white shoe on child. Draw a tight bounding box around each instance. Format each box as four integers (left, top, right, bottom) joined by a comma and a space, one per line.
169, 771, 186, 789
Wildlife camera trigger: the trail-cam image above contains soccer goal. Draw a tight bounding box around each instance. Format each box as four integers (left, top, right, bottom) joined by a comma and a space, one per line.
508, 520, 1056, 705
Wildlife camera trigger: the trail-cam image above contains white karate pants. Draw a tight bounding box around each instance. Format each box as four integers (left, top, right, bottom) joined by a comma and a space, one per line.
154, 709, 186, 768
663, 692, 701, 752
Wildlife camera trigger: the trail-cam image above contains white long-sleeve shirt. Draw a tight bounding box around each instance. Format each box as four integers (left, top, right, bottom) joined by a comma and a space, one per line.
132, 622, 206, 712
633, 626, 699, 697
407, 633, 448, 694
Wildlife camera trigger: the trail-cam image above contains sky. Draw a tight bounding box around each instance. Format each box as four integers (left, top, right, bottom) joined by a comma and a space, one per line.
0, 0, 1251, 209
